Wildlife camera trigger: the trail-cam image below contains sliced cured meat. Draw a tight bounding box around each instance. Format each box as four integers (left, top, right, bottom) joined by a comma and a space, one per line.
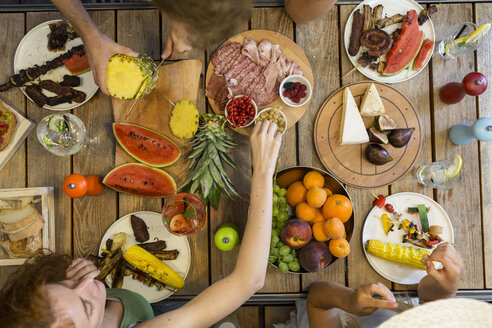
224, 56, 251, 81
219, 50, 242, 75
238, 66, 263, 91
235, 61, 257, 84
211, 42, 241, 73
244, 74, 263, 96
257, 39, 272, 66
242, 38, 261, 65
206, 74, 227, 100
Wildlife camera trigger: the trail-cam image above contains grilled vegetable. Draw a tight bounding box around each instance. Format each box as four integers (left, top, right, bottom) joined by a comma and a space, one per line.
366, 240, 430, 270
97, 247, 123, 281
123, 244, 184, 289
362, 5, 372, 32
429, 225, 443, 235
373, 194, 386, 208
408, 207, 429, 213
418, 204, 429, 233
139, 240, 167, 252
131, 215, 149, 242
111, 259, 126, 288
381, 214, 393, 235
152, 249, 179, 260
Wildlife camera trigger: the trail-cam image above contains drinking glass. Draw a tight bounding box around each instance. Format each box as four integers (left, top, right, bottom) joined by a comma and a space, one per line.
438, 22, 482, 59
416, 160, 460, 190
162, 193, 206, 236
37, 113, 86, 156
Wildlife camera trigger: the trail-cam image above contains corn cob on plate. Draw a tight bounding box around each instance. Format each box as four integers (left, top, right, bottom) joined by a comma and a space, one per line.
98, 211, 191, 303
362, 192, 453, 284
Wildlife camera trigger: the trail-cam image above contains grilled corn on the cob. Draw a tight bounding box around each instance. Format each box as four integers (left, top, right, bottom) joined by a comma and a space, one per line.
124, 244, 184, 289
366, 240, 430, 270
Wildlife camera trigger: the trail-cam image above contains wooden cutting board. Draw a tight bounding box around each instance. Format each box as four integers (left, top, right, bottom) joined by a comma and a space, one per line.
112, 60, 202, 186
314, 81, 422, 188
206, 30, 314, 136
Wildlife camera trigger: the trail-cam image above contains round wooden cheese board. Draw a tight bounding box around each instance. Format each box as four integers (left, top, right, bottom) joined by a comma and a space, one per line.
314, 81, 421, 188
206, 30, 314, 136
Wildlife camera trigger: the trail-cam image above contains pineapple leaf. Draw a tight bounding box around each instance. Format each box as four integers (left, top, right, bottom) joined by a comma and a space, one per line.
208, 185, 221, 209
200, 170, 213, 199
190, 178, 201, 195
219, 152, 236, 169
209, 160, 225, 189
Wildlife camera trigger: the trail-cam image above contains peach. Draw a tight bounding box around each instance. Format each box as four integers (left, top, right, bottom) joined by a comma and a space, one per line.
281, 219, 312, 249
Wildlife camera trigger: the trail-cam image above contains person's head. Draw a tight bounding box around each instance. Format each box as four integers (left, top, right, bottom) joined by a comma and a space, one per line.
153, 0, 253, 48
0, 252, 106, 328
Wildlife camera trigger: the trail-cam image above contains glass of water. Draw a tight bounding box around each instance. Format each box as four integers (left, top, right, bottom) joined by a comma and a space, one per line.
416, 160, 460, 190
37, 113, 86, 156
438, 22, 482, 59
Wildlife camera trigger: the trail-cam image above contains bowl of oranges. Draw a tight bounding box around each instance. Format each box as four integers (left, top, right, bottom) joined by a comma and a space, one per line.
269, 166, 354, 274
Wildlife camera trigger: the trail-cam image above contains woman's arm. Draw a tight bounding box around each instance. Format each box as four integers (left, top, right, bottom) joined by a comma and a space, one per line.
141, 121, 281, 328
307, 282, 397, 328
418, 243, 463, 303
50, 0, 137, 94
284, 0, 337, 24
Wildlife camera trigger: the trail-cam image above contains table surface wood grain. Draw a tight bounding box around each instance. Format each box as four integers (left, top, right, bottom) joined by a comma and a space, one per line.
0, 3, 491, 326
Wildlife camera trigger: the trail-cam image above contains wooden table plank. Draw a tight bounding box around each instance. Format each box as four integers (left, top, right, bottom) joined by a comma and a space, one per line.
339, 5, 391, 289
26, 11, 72, 256
251, 7, 300, 294
72, 11, 117, 258
431, 3, 483, 289
475, 3, 492, 289
234, 306, 260, 328
264, 305, 295, 327
116, 10, 162, 216
0, 12, 26, 288
296, 6, 346, 290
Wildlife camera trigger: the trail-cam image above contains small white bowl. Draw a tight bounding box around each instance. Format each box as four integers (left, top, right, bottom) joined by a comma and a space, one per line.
279, 75, 312, 107
255, 107, 288, 136
224, 95, 258, 128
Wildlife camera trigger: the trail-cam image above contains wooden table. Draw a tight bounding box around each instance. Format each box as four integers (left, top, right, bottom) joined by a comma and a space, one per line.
0, 3, 491, 327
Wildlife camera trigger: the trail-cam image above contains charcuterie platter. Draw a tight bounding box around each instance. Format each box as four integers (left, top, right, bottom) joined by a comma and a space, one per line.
206, 30, 314, 136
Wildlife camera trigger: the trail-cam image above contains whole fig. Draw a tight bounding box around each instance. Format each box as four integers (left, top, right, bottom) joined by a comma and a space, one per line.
388, 128, 415, 148
365, 144, 393, 165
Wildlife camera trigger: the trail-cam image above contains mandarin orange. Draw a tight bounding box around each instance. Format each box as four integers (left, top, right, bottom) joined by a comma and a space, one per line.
329, 238, 350, 258
306, 187, 327, 208
286, 181, 307, 207
296, 202, 316, 222
322, 194, 353, 223
303, 171, 324, 189
312, 221, 329, 242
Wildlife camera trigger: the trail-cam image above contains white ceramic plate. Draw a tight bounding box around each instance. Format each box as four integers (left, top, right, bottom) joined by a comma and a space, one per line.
14, 20, 98, 111
98, 211, 191, 303
362, 192, 454, 284
344, 0, 435, 83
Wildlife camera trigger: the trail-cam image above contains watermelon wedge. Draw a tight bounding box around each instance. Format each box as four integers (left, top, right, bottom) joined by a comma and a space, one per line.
64, 48, 91, 75
383, 10, 424, 76
414, 39, 434, 71
113, 123, 181, 168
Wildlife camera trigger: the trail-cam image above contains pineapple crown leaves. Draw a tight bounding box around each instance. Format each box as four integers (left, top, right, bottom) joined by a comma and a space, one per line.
180, 113, 238, 209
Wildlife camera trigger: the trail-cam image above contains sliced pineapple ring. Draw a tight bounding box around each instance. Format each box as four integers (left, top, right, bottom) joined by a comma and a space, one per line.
105, 54, 158, 100
169, 99, 199, 139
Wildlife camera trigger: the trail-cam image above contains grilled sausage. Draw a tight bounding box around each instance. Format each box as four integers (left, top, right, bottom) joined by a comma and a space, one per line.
348, 9, 364, 56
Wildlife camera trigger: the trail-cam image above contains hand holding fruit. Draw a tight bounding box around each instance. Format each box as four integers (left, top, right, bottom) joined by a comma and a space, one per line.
424, 243, 463, 295
347, 283, 398, 316
250, 121, 282, 176
83, 31, 138, 95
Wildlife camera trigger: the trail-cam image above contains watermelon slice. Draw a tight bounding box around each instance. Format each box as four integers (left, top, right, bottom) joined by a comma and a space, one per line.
113, 123, 181, 167
413, 39, 434, 71
103, 163, 176, 197
64, 48, 91, 75
383, 10, 424, 76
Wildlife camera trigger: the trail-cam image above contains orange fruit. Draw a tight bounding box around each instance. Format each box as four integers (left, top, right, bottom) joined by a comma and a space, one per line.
324, 217, 345, 239
296, 202, 316, 222
63, 174, 88, 198
86, 175, 104, 196
303, 171, 325, 189
287, 181, 307, 207
312, 209, 325, 224
312, 221, 329, 242
324, 188, 333, 197
322, 194, 353, 223
306, 187, 327, 208
329, 238, 350, 258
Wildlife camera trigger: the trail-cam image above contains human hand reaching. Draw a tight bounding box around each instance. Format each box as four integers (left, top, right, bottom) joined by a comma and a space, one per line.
250, 121, 282, 176
424, 243, 463, 295
66, 258, 100, 282
347, 283, 398, 316
161, 21, 192, 59
83, 31, 138, 95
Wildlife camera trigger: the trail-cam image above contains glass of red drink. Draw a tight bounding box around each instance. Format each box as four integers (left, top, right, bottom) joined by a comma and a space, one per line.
162, 193, 206, 236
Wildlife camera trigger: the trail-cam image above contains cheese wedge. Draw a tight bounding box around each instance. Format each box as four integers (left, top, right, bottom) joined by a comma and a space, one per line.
340, 88, 370, 145
359, 83, 385, 117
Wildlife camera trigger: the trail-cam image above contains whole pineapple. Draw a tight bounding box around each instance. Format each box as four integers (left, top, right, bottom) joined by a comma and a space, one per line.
169, 99, 199, 138
105, 54, 158, 99
181, 114, 238, 209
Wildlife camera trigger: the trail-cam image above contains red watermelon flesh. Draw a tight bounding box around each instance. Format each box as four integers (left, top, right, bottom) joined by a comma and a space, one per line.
64, 48, 91, 75
413, 39, 434, 70
113, 123, 181, 167
383, 10, 424, 76
103, 163, 176, 197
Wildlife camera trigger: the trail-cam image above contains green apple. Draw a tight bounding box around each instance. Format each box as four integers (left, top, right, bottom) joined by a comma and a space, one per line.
214, 223, 239, 251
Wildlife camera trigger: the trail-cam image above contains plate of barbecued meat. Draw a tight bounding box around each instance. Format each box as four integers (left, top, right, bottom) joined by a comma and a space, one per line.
206, 29, 314, 135
4, 20, 98, 110
344, 0, 436, 83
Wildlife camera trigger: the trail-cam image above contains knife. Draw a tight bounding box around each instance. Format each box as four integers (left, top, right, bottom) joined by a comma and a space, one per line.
123, 58, 165, 120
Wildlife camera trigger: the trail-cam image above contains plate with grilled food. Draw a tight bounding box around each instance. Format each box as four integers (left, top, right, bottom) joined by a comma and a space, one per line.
344, 0, 436, 83
9, 19, 98, 110
362, 192, 454, 284
98, 211, 191, 303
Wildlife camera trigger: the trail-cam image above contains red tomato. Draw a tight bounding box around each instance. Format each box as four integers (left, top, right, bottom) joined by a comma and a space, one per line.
63, 174, 88, 198
373, 195, 386, 208
385, 203, 395, 213
85, 175, 104, 196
